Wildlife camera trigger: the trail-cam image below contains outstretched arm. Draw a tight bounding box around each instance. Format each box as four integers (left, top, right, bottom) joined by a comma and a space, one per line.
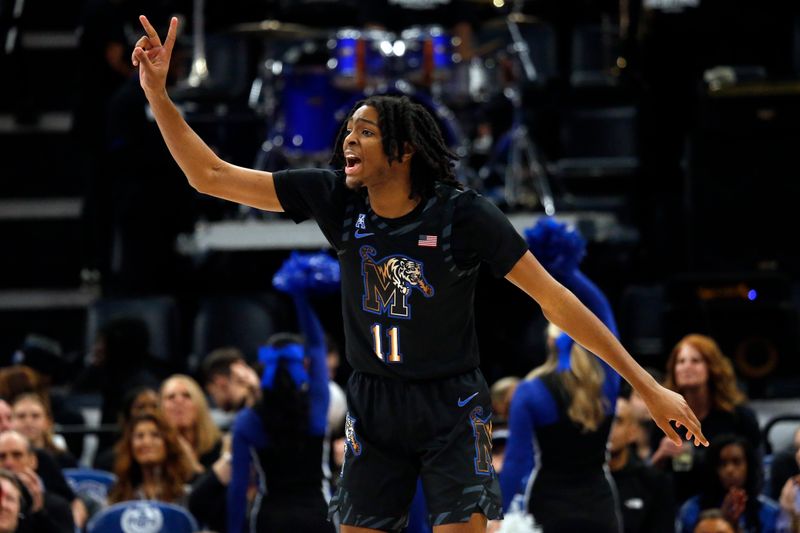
131, 16, 283, 211
555, 269, 622, 404
505, 251, 708, 447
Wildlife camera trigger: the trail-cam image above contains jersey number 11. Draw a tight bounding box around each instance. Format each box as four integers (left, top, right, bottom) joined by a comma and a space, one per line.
371, 324, 402, 363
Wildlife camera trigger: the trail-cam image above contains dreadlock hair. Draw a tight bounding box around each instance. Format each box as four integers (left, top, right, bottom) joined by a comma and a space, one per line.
330, 95, 462, 199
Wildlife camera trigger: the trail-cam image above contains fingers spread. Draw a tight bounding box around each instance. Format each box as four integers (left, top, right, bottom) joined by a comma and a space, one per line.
139, 15, 162, 47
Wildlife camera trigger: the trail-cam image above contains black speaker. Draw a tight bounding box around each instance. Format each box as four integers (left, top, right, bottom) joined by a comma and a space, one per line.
686, 90, 800, 274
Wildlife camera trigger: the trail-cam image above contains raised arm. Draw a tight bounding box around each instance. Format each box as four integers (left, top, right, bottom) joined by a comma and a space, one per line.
505, 251, 708, 447
291, 292, 330, 437
131, 16, 283, 211
227, 409, 268, 533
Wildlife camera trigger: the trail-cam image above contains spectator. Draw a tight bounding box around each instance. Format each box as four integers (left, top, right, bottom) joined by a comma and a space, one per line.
769, 428, 800, 500
694, 509, 738, 533
160, 375, 222, 472
10, 337, 86, 459
0, 469, 24, 533
609, 395, 675, 533
0, 400, 11, 433
93, 386, 159, 471
11, 393, 77, 469
678, 434, 779, 533
200, 348, 260, 430
108, 411, 194, 506
0, 431, 74, 533
653, 334, 760, 503
0, 400, 82, 526
777, 448, 800, 532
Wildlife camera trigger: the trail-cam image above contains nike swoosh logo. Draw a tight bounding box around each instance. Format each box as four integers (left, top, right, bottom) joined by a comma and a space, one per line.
354, 229, 374, 239
457, 392, 479, 407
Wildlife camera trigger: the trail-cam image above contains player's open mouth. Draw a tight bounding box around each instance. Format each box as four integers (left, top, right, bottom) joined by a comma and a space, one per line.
345, 155, 362, 175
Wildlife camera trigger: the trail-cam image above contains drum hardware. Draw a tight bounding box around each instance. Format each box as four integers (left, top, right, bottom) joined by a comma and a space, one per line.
494, 0, 556, 214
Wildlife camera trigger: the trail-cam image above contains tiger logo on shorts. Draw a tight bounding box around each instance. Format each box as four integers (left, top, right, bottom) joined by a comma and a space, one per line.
345, 413, 362, 456
360, 246, 434, 319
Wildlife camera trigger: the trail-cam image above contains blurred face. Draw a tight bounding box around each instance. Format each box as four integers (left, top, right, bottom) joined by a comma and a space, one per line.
0, 478, 21, 533
161, 380, 197, 430
131, 390, 159, 419
674, 343, 709, 389
609, 398, 636, 454
11, 398, 49, 447
131, 420, 166, 466
0, 433, 35, 473
694, 517, 735, 533
718, 443, 747, 490
0, 402, 12, 433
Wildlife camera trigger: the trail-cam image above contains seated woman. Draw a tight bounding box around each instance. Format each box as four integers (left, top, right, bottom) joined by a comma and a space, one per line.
11, 392, 77, 469
108, 410, 195, 506
94, 386, 160, 471
652, 333, 760, 503
678, 434, 780, 533
159, 375, 222, 472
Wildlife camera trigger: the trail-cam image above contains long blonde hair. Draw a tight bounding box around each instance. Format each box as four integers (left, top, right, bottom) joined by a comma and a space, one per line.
528, 325, 607, 432
159, 375, 221, 457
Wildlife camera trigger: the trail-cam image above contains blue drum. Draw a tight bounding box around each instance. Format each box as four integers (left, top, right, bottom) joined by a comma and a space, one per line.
273, 68, 350, 157
401, 26, 453, 85
330, 28, 397, 90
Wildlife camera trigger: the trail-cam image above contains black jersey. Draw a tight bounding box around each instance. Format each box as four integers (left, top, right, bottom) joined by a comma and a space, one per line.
273, 169, 527, 380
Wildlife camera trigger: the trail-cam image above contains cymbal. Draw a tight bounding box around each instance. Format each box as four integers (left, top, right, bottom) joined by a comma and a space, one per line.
228, 20, 329, 39
483, 13, 541, 29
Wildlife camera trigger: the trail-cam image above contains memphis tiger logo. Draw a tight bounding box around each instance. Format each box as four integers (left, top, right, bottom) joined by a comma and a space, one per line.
344, 413, 362, 456
360, 246, 434, 319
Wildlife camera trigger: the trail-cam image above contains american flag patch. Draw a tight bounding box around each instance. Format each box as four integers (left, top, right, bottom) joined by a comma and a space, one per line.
418, 234, 438, 247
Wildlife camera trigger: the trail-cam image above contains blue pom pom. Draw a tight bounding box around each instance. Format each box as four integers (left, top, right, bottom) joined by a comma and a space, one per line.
524, 217, 586, 275
272, 251, 340, 294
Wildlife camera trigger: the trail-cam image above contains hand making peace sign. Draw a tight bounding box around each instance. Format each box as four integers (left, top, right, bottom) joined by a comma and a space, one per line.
131, 15, 178, 97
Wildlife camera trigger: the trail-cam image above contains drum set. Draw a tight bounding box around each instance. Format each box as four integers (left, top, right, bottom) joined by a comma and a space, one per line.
232, 21, 471, 166
181, 2, 556, 213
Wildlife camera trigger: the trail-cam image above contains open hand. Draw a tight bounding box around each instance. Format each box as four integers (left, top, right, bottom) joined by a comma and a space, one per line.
641, 383, 708, 447
131, 15, 178, 97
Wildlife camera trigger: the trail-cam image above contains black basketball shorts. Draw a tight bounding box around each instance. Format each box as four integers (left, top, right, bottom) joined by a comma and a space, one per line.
328, 368, 503, 531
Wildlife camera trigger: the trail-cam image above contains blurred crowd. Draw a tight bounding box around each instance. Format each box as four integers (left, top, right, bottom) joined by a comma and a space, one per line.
2, 317, 800, 532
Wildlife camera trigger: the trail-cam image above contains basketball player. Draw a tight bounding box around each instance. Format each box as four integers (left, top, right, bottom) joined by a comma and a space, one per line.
131, 16, 707, 532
